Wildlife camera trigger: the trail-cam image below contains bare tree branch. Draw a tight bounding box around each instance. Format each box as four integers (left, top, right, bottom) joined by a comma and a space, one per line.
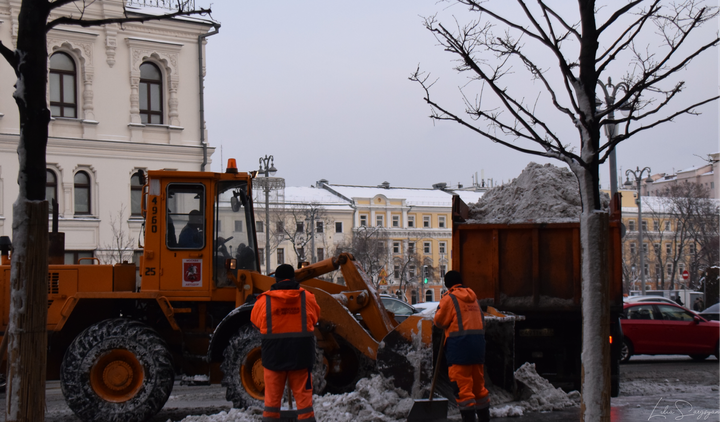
47, 7, 211, 31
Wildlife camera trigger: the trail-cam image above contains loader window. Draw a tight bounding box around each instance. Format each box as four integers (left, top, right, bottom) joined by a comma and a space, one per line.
167, 184, 205, 250
215, 180, 258, 286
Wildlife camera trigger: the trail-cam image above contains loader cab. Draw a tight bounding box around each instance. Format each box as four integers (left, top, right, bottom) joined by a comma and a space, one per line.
142, 162, 259, 295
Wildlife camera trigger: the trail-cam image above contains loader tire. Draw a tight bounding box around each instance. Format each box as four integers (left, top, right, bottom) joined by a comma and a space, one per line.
221, 325, 264, 409
221, 325, 328, 409
60, 318, 174, 422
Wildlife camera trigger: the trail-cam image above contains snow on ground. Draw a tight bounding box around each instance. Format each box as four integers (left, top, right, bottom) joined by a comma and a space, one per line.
173, 363, 580, 422
465, 162, 609, 224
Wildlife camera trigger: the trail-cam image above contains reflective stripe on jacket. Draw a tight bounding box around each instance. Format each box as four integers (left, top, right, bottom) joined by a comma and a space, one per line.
251, 279, 320, 371
433, 285, 486, 365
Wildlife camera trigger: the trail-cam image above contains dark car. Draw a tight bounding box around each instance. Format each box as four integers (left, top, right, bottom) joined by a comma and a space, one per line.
620, 302, 720, 363
700, 303, 720, 321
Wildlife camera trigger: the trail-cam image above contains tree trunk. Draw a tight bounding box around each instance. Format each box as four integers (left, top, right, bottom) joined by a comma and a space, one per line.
6, 1, 51, 421
6, 202, 48, 422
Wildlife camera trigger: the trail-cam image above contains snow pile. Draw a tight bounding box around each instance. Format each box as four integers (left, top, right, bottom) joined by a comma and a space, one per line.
174, 363, 581, 422
466, 162, 609, 224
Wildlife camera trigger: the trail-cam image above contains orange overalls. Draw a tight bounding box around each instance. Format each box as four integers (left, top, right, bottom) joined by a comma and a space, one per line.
251, 279, 321, 422
433, 285, 490, 411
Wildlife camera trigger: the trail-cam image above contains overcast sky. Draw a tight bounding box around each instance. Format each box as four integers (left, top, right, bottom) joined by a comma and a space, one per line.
202, 1, 718, 191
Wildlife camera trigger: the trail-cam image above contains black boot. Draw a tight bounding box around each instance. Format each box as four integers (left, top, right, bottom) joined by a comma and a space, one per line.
460, 409, 477, 422
477, 407, 490, 422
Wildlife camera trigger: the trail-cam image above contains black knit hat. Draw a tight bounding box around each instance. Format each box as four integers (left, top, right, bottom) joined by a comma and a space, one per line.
444, 270, 463, 288
275, 264, 295, 281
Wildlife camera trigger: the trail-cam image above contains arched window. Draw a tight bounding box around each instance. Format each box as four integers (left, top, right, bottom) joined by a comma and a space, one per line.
139, 62, 163, 124
74, 171, 91, 215
46, 169, 57, 213
49, 52, 77, 118
425, 289, 434, 302
131, 170, 146, 216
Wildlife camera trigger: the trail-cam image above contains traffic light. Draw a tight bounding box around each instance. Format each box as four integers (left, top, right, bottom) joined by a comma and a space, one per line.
423, 265, 429, 284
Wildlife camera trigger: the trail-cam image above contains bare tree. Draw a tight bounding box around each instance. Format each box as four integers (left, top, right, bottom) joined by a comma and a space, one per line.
99, 206, 136, 265
271, 202, 332, 265
336, 225, 391, 288
411, 1, 717, 419
0, 1, 210, 420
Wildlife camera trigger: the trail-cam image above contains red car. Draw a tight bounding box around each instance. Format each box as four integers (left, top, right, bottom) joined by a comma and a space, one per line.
620, 302, 720, 363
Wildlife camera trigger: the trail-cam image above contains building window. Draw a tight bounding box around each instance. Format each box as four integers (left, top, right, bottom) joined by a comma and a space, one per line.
642, 243, 648, 255
439, 242, 446, 254
408, 242, 415, 254
234, 220, 243, 232
276, 221, 284, 232
655, 264, 660, 277
630, 243, 636, 255
277, 248, 284, 265
643, 263, 649, 276
316, 221, 323, 233
665, 221, 671, 231
641, 220, 647, 231
425, 290, 434, 302
423, 241, 431, 254
46, 169, 58, 214
139, 62, 163, 124
297, 247, 305, 260
409, 265, 416, 278
74, 171, 91, 215
438, 216, 446, 228
392, 215, 400, 227
628, 220, 635, 231
423, 216, 431, 228
408, 216, 415, 228
666, 243, 671, 254
317, 248, 324, 261
258, 248, 264, 265
691, 243, 697, 255
256, 221, 264, 233
440, 265, 447, 279
360, 215, 367, 227
49, 52, 77, 118
393, 241, 400, 254
653, 221, 659, 231
653, 243, 660, 255
666, 263, 673, 277
296, 222, 304, 233
130, 170, 145, 216
678, 263, 685, 274
377, 242, 385, 253
335, 222, 343, 233
376, 215, 384, 227
394, 264, 400, 279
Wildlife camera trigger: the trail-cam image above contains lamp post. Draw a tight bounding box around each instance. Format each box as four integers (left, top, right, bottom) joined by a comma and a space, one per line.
258, 155, 277, 275
597, 77, 631, 196
624, 166, 652, 294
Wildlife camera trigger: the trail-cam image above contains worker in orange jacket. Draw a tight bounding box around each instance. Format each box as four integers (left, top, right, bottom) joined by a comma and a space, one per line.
251, 264, 321, 422
433, 270, 490, 422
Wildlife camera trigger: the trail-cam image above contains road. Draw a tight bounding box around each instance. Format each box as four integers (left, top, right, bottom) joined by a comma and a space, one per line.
1, 355, 717, 421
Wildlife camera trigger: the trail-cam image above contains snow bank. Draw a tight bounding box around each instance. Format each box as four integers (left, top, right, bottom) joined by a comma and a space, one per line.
174, 363, 580, 422
465, 162, 609, 224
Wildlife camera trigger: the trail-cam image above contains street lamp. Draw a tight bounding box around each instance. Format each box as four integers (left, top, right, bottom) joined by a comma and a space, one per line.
597, 77, 632, 196
624, 166, 652, 294
258, 155, 277, 275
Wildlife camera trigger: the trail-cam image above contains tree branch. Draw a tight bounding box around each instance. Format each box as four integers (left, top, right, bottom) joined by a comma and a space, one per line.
596, 0, 644, 34
47, 7, 212, 31
0, 40, 18, 73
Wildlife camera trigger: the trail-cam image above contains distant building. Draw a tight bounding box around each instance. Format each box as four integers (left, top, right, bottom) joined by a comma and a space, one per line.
643, 153, 719, 199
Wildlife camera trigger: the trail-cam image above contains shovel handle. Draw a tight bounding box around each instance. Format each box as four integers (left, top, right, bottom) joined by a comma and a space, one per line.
428, 336, 445, 402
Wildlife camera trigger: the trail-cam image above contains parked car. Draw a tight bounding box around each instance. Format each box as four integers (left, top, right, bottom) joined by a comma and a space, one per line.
625, 295, 684, 305
379, 296, 419, 323
412, 301, 440, 315
620, 302, 720, 363
699, 303, 720, 321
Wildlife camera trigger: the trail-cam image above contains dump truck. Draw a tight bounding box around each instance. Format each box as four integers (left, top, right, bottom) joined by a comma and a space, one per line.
0, 160, 434, 422
450, 194, 624, 397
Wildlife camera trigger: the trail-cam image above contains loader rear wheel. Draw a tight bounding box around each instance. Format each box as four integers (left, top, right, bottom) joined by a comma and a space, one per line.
60, 319, 174, 422
221, 325, 265, 409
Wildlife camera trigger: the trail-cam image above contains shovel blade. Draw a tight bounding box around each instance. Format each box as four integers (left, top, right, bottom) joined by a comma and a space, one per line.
407, 398, 448, 422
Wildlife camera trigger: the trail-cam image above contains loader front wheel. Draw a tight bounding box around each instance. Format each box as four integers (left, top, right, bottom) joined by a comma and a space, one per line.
60, 318, 174, 422
221, 325, 265, 409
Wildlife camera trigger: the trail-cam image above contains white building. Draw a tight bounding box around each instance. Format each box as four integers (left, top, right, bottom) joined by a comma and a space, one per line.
0, 0, 218, 264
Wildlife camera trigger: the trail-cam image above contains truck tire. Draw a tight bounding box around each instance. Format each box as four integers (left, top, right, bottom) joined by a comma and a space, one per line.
221, 325, 264, 409
60, 318, 174, 422
221, 325, 328, 409
619, 338, 633, 364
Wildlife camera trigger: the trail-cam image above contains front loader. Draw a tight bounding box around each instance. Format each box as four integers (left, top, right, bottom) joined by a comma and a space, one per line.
0, 160, 441, 422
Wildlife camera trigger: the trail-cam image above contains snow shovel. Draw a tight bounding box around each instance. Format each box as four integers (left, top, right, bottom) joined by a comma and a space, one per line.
407, 338, 448, 422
